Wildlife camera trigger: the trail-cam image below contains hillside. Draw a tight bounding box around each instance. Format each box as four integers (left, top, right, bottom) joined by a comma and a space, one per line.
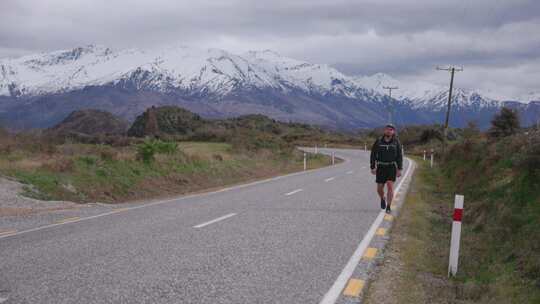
48, 109, 128, 136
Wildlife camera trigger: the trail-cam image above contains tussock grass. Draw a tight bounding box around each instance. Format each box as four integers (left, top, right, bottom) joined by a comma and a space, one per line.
0, 135, 333, 203
365, 135, 540, 303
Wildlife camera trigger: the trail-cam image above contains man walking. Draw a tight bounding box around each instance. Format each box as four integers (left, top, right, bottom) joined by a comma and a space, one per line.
370, 124, 403, 213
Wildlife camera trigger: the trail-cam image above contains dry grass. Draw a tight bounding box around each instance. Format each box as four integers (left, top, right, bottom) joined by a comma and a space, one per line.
364, 155, 540, 304
0, 134, 332, 204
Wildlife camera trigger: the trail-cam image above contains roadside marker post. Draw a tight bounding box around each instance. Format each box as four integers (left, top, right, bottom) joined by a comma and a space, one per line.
423, 150, 426, 161
448, 194, 464, 277
332, 152, 335, 165
315, 145, 318, 154
364, 143, 367, 151
430, 149, 434, 168
303, 152, 307, 171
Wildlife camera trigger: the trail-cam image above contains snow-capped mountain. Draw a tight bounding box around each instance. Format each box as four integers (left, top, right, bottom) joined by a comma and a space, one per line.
355, 73, 502, 110
0, 44, 378, 101
0, 44, 536, 130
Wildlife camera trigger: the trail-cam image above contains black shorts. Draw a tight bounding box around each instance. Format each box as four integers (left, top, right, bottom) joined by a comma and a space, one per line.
376, 164, 397, 184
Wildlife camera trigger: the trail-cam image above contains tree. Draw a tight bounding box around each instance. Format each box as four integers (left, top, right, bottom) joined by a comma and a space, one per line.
488, 107, 520, 138
144, 106, 159, 137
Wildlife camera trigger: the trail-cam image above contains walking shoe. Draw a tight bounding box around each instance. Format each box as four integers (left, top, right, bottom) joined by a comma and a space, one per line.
380, 198, 386, 210
386, 205, 392, 213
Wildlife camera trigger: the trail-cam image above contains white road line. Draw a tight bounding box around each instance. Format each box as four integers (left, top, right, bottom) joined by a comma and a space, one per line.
324, 177, 336, 182
319, 159, 414, 304
193, 213, 237, 229
0, 149, 349, 241
346, 171, 354, 174
285, 189, 303, 196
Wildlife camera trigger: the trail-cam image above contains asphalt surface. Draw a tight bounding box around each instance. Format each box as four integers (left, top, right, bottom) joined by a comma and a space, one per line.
0, 148, 409, 304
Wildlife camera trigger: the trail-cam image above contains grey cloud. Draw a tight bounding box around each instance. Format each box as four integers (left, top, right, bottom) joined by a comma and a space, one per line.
0, 0, 539, 99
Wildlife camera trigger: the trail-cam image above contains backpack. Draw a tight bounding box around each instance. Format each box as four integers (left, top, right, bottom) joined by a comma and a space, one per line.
376, 136, 401, 158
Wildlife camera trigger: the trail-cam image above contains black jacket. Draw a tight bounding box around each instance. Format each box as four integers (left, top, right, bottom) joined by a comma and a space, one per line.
370, 136, 403, 170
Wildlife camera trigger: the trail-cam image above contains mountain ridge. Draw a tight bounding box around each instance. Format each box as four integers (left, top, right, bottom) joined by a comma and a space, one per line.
0, 44, 537, 130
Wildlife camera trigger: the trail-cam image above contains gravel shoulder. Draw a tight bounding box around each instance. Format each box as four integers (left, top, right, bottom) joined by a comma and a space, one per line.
0, 176, 78, 217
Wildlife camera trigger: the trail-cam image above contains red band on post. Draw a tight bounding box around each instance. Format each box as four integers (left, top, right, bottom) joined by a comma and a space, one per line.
453, 208, 463, 222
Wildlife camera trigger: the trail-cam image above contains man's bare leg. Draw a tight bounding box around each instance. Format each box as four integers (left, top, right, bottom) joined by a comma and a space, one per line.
385, 181, 394, 208
377, 183, 385, 200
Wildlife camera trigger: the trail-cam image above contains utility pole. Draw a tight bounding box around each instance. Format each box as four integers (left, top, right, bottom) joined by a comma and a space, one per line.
436, 66, 463, 152
383, 86, 398, 124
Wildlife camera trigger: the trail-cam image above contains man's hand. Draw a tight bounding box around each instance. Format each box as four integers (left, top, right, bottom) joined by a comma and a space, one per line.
371, 168, 376, 175
397, 169, 402, 177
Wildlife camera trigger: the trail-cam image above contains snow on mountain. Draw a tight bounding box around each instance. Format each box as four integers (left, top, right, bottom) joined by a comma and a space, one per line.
0, 44, 381, 102
518, 91, 540, 103
354, 72, 502, 110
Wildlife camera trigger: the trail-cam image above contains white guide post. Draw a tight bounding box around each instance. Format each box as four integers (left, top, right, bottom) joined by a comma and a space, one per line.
364, 143, 367, 151
430, 149, 434, 168
315, 145, 318, 154
332, 152, 335, 165
423, 150, 426, 161
303, 152, 307, 171
448, 194, 464, 277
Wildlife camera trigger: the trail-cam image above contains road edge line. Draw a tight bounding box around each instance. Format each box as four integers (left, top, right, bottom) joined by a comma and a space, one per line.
319, 157, 414, 304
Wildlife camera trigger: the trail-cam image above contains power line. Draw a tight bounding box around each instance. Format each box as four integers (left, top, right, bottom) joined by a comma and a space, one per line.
436, 66, 463, 152
383, 86, 398, 124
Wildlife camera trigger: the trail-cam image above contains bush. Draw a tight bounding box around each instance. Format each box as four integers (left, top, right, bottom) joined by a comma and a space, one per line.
488, 107, 520, 139
136, 139, 178, 164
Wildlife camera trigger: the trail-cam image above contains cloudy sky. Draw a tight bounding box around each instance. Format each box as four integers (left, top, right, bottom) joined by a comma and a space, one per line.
1, 0, 539, 100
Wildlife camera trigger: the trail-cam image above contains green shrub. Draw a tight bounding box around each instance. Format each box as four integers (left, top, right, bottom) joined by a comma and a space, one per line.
136, 139, 178, 163
488, 107, 520, 139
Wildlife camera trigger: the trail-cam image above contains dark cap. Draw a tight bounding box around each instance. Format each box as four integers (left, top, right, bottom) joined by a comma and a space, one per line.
385, 124, 396, 130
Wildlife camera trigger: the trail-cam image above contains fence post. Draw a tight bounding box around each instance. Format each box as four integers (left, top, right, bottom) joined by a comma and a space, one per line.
423, 150, 426, 161
430, 149, 434, 168
303, 152, 307, 171
449, 194, 464, 277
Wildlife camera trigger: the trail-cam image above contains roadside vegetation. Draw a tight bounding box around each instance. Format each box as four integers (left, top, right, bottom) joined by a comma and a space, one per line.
365, 107, 540, 303
0, 106, 355, 203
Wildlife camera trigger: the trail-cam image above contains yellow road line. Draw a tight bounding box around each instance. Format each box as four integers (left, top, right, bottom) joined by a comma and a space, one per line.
0, 229, 17, 236
376, 228, 386, 236
384, 214, 393, 221
363, 247, 378, 259
55, 217, 80, 224
343, 278, 365, 297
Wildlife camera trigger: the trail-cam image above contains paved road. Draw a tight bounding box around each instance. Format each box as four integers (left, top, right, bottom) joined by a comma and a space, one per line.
0, 148, 409, 304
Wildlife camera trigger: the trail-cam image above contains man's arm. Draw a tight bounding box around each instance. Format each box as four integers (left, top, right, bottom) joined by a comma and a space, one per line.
396, 140, 403, 171
370, 139, 378, 170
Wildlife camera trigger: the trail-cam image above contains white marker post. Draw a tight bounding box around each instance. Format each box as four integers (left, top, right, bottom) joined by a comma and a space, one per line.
332, 152, 335, 165
430, 149, 434, 168
315, 145, 318, 154
448, 194, 464, 277
423, 150, 426, 161
303, 152, 307, 171
364, 143, 367, 151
